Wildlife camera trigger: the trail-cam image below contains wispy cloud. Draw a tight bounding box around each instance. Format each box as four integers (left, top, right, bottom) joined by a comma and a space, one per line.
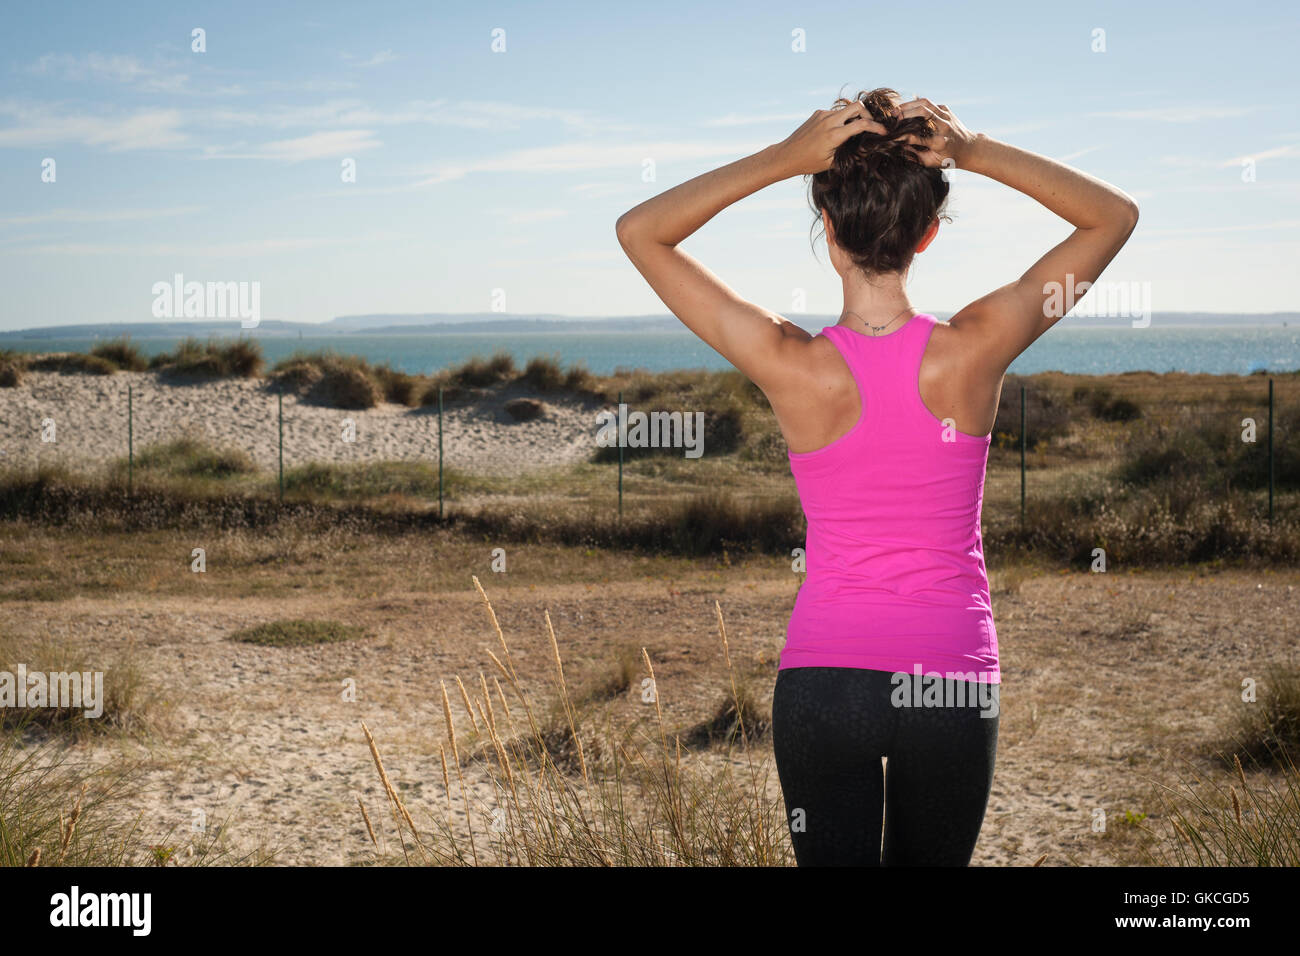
568, 181, 645, 199
1224, 143, 1300, 165
1089, 105, 1262, 123
0, 205, 204, 226
0, 92, 612, 160
1156, 143, 1300, 168
416, 139, 764, 186
23, 52, 189, 93
491, 207, 570, 225
202, 129, 382, 162
0, 100, 188, 150
1056, 145, 1103, 163
203, 98, 602, 132
343, 50, 400, 68
23, 232, 406, 257
1138, 219, 1300, 237
701, 111, 806, 127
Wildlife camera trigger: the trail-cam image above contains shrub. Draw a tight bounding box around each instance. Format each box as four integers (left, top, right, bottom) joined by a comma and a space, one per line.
1073, 385, 1142, 422
0, 360, 20, 387
591, 403, 744, 461
1222, 666, 1300, 766
522, 355, 567, 391
564, 364, 597, 393
0, 632, 157, 738
1117, 404, 1298, 492
271, 353, 416, 408
231, 620, 365, 647
222, 339, 264, 377
27, 353, 117, 375
995, 376, 1070, 442
122, 436, 257, 480
270, 358, 324, 392
318, 364, 382, 409
374, 365, 419, 406
153, 338, 264, 378
282, 461, 452, 498
90, 338, 148, 372
448, 351, 517, 388
458, 490, 803, 556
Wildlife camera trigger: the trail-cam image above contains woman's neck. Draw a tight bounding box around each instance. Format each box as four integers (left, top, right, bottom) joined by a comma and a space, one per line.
836, 270, 914, 332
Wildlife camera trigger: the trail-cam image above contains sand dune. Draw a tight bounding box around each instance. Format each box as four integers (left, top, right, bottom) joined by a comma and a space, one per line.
0, 371, 605, 476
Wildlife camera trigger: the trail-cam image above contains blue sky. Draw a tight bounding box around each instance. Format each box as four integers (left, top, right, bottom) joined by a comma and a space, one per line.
1, 0, 1297, 330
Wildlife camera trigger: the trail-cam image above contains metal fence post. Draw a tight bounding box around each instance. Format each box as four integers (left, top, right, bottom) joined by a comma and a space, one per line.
617, 389, 624, 519
1268, 378, 1275, 525
128, 383, 134, 498
438, 387, 444, 520
278, 391, 284, 502
1020, 385, 1026, 525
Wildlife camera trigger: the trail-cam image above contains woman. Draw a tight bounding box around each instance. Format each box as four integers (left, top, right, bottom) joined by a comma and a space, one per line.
615, 89, 1137, 866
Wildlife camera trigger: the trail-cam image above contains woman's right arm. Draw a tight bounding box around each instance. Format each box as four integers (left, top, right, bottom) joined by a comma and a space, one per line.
904, 99, 1140, 374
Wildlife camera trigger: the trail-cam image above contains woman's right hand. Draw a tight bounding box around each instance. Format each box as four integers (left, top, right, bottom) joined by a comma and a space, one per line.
897, 98, 982, 170
775, 102, 888, 176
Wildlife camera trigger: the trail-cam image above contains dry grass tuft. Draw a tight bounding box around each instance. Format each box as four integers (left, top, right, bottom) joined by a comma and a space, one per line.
358, 578, 791, 866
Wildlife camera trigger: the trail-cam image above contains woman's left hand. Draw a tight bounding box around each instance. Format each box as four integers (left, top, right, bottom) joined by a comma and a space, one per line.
897, 98, 980, 169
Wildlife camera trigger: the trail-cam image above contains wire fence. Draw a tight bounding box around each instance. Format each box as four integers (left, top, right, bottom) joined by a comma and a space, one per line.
7, 371, 1289, 530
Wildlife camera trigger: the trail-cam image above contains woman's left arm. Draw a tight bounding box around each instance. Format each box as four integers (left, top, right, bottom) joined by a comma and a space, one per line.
615, 102, 878, 391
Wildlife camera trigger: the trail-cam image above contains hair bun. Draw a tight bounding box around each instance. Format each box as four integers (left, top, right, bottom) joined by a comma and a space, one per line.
830, 88, 935, 173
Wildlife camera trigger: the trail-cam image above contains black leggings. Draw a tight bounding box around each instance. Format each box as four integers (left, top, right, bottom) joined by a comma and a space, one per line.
772, 666, 999, 866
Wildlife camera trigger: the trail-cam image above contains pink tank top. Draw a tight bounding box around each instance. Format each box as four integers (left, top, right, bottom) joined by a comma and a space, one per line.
781, 314, 1000, 682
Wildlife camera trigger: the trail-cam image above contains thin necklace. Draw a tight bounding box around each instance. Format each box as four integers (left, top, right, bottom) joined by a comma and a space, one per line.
843, 306, 916, 336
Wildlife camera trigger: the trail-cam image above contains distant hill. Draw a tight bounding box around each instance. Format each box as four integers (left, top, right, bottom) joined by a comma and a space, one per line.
1, 311, 1296, 341
0, 319, 320, 340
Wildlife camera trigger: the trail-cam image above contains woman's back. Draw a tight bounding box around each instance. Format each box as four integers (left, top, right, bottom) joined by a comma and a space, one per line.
783, 315, 999, 681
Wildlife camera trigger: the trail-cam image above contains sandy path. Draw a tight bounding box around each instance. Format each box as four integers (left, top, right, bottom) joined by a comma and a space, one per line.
0, 371, 603, 476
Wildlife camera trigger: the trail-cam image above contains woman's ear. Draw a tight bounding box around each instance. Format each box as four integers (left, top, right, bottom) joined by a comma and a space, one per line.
915, 218, 940, 254
821, 208, 835, 248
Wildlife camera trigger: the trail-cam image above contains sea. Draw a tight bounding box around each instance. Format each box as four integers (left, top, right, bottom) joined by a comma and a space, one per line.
5, 325, 1299, 377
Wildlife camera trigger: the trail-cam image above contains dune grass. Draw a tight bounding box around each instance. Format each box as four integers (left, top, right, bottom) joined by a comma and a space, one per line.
356, 578, 1300, 867
24, 352, 118, 375
520, 354, 598, 395
150, 337, 263, 378
0, 632, 158, 739
1219, 666, 1300, 767
0, 357, 21, 387
271, 351, 417, 408
358, 578, 790, 866
90, 338, 149, 372
0, 725, 277, 867
1142, 751, 1300, 866
115, 435, 258, 481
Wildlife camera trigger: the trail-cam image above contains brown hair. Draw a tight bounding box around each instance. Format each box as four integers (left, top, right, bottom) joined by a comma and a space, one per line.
809, 88, 951, 276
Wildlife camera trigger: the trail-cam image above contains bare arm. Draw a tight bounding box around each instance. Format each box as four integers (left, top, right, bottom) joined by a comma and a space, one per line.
615, 101, 882, 393
900, 99, 1139, 373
